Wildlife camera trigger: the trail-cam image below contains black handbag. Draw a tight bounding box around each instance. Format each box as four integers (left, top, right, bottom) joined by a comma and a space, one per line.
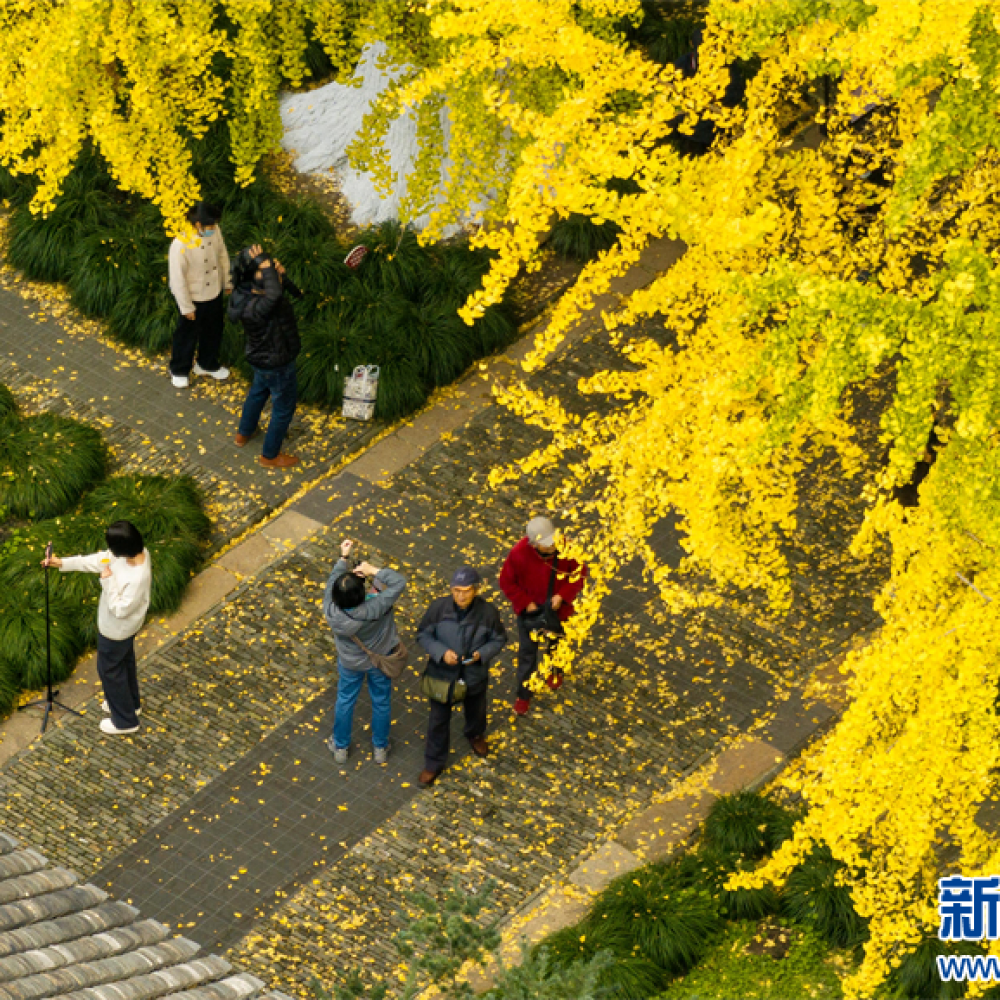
521, 555, 564, 636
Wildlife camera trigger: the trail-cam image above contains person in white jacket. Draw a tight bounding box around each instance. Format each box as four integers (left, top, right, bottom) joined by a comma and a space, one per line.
43, 520, 152, 735
168, 201, 232, 389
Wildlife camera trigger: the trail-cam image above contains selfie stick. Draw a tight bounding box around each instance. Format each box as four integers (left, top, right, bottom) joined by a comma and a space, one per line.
18, 541, 83, 734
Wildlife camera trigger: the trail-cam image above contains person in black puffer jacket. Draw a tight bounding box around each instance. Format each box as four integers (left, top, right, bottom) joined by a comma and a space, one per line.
228, 243, 304, 468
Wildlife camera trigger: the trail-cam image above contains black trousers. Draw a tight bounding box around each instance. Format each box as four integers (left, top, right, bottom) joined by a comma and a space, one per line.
97, 632, 141, 729
515, 615, 563, 700
424, 686, 488, 771
170, 294, 224, 376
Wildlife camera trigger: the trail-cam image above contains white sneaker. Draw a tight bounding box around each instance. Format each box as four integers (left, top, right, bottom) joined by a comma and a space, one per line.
373, 745, 389, 765
102, 700, 140, 717
171, 374, 189, 388
100, 718, 139, 735
193, 363, 230, 380
326, 737, 348, 764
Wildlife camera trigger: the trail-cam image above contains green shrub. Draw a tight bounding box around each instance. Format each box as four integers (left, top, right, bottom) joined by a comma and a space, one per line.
80, 475, 211, 613
0, 574, 88, 690
0, 658, 19, 717
0, 413, 108, 520
782, 846, 868, 949
70, 214, 167, 319
887, 937, 975, 1000
549, 212, 621, 262
682, 848, 782, 921
702, 790, 797, 860
657, 919, 848, 1000
485, 942, 614, 1000
0, 383, 18, 425
589, 862, 724, 976
541, 922, 668, 999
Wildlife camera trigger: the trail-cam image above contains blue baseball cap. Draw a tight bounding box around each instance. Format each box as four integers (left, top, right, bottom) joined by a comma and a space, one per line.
451, 566, 481, 587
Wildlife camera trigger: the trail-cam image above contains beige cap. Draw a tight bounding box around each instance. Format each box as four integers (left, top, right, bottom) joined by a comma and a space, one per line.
526, 516, 556, 548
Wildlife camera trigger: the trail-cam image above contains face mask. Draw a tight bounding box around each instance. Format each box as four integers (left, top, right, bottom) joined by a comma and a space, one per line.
200, 227, 216, 238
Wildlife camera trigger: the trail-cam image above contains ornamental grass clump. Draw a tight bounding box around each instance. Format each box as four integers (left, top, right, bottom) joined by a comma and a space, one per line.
79, 475, 212, 614
782, 845, 869, 950
537, 790, 815, 993
887, 936, 976, 1000
0, 412, 108, 520
0, 383, 17, 425
0, 577, 87, 692
541, 921, 668, 1000
702, 789, 797, 860
548, 212, 622, 263
682, 847, 782, 921
540, 860, 724, 997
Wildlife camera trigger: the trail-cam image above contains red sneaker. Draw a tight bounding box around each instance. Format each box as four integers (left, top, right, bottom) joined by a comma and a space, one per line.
513, 697, 530, 716
545, 672, 564, 691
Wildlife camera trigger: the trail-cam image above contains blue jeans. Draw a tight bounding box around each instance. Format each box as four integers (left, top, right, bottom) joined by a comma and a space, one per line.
237, 361, 297, 460
332, 663, 392, 750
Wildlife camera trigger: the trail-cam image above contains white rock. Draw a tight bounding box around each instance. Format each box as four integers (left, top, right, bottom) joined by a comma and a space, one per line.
279, 44, 487, 234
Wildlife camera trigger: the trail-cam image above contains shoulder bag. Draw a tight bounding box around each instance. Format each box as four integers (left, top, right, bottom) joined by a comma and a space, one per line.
521, 555, 564, 636
350, 632, 409, 679
420, 610, 470, 705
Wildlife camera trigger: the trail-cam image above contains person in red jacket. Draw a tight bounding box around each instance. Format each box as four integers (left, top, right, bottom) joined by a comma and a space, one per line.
498, 516, 587, 716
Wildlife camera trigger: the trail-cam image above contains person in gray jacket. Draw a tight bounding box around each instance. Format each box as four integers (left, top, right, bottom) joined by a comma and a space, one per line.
416, 566, 507, 786
323, 538, 407, 764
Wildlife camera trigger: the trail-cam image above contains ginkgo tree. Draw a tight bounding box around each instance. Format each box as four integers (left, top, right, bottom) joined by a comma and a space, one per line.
0, 0, 415, 234
350, 1, 1000, 996
5, 0, 1000, 995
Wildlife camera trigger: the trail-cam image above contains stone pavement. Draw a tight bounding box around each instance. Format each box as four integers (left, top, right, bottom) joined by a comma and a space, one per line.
222, 324, 884, 994
0, 266, 381, 522
0, 232, 886, 995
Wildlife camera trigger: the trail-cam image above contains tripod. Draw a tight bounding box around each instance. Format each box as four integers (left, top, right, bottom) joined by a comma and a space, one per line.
18, 542, 83, 734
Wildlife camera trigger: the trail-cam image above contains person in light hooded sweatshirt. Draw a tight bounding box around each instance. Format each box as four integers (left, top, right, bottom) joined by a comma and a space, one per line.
43, 520, 152, 735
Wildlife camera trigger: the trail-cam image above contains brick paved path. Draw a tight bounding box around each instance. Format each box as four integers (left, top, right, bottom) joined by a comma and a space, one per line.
0, 253, 886, 995
0, 275, 381, 526
222, 329, 884, 993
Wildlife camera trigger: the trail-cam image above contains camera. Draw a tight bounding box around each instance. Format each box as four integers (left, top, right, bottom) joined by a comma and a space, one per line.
460, 655, 477, 667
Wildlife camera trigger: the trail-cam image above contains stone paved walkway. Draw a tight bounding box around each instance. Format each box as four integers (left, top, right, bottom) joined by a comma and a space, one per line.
0, 267, 381, 525
0, 231, 887, 995
223, 328, 884, 993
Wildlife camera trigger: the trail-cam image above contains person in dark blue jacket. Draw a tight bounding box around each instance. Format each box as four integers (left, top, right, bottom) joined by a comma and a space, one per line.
416, 567, 507, 786
228, 243, 303, 469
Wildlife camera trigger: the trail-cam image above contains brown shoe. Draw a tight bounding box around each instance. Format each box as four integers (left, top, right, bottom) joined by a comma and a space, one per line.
419, 768, 441, 787
259, 453, 300, 469
234, 431, 254, 447
469, 737, 489, 758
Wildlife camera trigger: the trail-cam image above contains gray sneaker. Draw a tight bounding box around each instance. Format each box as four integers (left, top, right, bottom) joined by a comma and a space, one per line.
326, 737, 348, 764
373, 744, 389, 765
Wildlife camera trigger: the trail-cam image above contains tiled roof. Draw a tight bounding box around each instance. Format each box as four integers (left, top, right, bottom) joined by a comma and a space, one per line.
0, 832, 290, 1000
